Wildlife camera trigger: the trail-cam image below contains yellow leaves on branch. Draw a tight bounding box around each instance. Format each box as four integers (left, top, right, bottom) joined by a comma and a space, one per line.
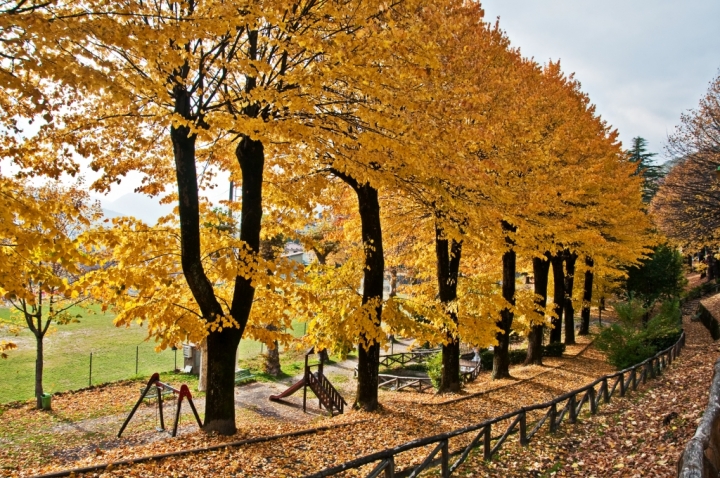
87, 204, 310, 351
0, 180, 99, 306
0, 0, 657, 357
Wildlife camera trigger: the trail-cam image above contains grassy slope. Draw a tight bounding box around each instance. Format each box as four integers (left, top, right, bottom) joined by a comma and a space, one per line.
0, 306, 308, 403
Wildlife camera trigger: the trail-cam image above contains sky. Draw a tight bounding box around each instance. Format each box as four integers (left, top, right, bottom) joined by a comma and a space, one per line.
481, 0, 720, 162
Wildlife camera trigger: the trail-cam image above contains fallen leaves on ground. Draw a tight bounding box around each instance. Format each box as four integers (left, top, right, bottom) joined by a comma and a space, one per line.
1, 302, 715, 477
457, 298, 718, 477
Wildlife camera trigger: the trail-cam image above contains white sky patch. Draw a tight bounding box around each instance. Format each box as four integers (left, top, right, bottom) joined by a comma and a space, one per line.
481, 0, 720, 160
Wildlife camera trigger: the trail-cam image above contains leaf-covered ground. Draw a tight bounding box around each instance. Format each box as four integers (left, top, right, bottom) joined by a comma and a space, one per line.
458, 298, 717, 477
2, 301, 714, 477
4, 335, 613, 477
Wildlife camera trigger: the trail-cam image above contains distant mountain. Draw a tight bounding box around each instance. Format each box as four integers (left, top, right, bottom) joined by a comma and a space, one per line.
660, 156, 683, 175
98, 193, 174, 225
101, 208, 124, 220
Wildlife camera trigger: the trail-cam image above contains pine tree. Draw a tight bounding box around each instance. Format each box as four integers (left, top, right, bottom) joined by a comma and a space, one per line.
627, 137, 664, 203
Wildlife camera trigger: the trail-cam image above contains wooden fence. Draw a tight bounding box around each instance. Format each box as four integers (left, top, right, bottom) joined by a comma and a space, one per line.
306, 332, 686, 478
378, 375, 435, 393
677, 358, 720, 478
378, 350, 483, 394
379, 349, 439, 368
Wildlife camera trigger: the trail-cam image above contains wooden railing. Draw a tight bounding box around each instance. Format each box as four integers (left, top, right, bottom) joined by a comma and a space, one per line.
678, 358, 720, 477
307, 370, 347, 417
379, 349, 439, 368
378, 375, 435, 393
305, 332, 686, 478
460, 360, 482, 384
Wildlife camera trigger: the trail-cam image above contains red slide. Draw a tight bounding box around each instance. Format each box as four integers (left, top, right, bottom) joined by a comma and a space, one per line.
269, 378, 306, 401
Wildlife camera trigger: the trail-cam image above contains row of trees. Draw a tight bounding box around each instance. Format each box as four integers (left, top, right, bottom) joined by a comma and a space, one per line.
0, 1, 653, 431
652, 73, 720, 250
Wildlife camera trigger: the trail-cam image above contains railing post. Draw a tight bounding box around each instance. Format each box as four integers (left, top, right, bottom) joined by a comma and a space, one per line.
441, 439, 449, 477
568, 394, 577, 424
303, 365, 308, 413
385, 456, 395, 478
588, 388, 597, 414
602, 378, 610, 403
619, 373, 626, 397
483, 424, 492, 460
549, 403, 558, 433
631, 368, 638, 391
519, 410, 528, 446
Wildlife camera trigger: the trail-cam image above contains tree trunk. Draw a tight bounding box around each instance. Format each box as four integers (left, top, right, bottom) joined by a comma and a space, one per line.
35, 331, 44, 409
264, 337, 282, 376
710, 253, 718, 282
579, 256, 594, 335
198, 339, 208, 391
549, 252, 565, 344
563, 251, 578, 345
332, 170, 384, 411
526, 255, 550, 366
435, 223, 462, 393
172, 103, 240, 434
204, 134, 266, 433
260, 236, 284, 376
493, 222, 516, 379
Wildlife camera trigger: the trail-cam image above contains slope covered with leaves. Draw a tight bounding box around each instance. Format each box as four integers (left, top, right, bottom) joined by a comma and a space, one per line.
458, 298, 717, 477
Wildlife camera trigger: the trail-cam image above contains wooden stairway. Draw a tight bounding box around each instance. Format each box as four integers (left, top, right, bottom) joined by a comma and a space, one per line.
307, 371, 347, 416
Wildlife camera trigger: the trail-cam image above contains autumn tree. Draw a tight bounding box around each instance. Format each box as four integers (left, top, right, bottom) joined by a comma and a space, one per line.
653, 73, 720, 250
259, 233, 286, 377
12, 0, 434, 426
0, 183, 99, 408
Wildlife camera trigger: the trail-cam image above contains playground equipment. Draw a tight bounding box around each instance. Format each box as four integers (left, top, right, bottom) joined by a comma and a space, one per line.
269, 347, 347, 416
118, 372, 203, 438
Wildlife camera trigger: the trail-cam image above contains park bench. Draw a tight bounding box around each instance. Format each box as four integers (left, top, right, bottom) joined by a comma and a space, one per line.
234, 368, 255, 385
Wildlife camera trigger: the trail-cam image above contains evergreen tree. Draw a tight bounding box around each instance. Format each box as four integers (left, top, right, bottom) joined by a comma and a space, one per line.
627, 137, 664, 203
625, 243, 686, 310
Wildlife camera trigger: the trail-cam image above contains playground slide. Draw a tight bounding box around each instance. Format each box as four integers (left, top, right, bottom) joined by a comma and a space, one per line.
269, 378, 306, 401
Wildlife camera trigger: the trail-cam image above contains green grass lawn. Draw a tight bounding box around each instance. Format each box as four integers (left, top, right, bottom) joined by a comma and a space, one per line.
0, 305, 309, 404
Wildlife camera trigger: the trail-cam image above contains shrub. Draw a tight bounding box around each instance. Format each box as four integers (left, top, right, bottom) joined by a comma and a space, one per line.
686, 286, 703, 300
542, 342, 566, 357
594, 325, 657, 369
613, 298, 647, 327
478, 348, 527, 370
595, 299, 682, 369
426, 352, 442, 389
